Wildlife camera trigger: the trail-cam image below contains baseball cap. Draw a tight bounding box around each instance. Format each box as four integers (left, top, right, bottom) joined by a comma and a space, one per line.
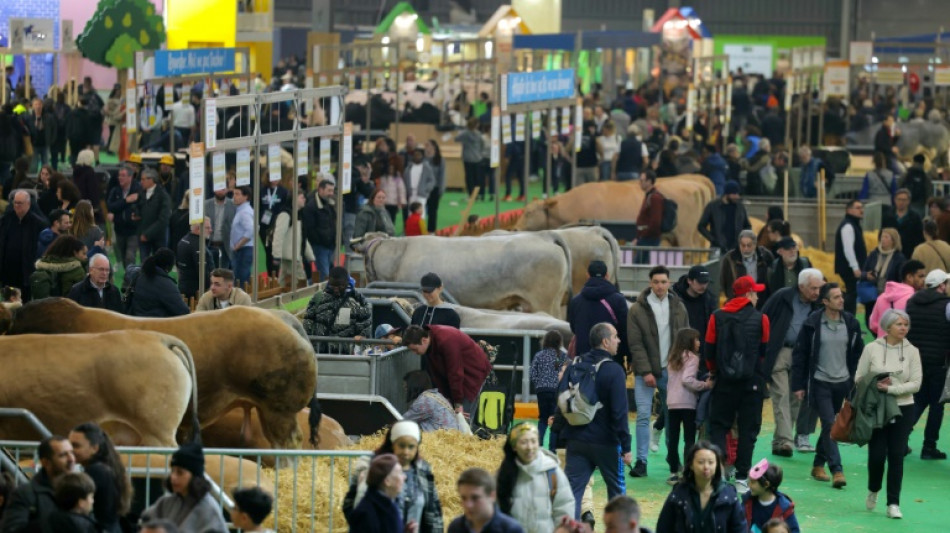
776, 236, 797, 250
732, 275, 766, 296
588, 260, 608, 278
687, 265, 710, 283
925, 269, 950, 289
374, 324, 401, 339
420, 272, 442, 292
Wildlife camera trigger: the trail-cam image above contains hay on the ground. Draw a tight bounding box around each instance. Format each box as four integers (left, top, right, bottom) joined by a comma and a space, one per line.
263, 429, 504, 532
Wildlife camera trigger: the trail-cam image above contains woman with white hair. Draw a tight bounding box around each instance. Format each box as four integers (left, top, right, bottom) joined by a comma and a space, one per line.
855, 308, 921, 519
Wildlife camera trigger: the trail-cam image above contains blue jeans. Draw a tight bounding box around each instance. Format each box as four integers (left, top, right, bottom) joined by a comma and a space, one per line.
636, 237, 660, 265
599, 161, 612, 181
32, 147, 50, 172
811, 379, 849, 473
315, 245, 333, 281
634, 370, 668, 463
616, 171, 639, 182
233, 246, 253, 288
536, 390, 558, 446
565, 440, 626, 519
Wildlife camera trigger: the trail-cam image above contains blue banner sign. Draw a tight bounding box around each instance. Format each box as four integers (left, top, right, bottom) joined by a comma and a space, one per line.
154, 48, 236, 77
505, 69, 575, 106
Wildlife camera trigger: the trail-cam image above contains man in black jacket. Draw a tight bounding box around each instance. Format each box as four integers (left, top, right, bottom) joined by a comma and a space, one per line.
763, 268, 825, 457
834, 200, 867, 314
106, 166, 142, 269
905, 269, 950, 460
135, 168, 172, 260
67, 253, 124, 313
791, 283, 864, 488
704, 276, 770, 487
2, 436, 76, 533
697, 181, 751, 255
568, 260, 630, 366
176, 219, 215, 300
27, 98, 55, 171
767, 237, 813, 295
302, 178, 336, 282
0, 190, 48, 300
343, 159, 377, 247
671, 265, 717, 351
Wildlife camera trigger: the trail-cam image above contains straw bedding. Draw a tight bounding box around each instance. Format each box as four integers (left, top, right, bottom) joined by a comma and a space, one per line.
262, 429, 505, 532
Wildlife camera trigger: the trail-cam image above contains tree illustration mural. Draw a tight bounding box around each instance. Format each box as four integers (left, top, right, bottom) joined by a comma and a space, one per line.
77, 0, 166, 69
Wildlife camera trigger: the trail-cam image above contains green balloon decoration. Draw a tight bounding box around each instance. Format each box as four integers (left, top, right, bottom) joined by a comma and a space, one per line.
77, 0, 166, 68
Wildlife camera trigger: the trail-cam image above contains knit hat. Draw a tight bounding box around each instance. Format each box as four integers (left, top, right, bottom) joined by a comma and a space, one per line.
776, 236, 797, 250
390, 420, 421, 444
724, 181, 741, 195
170, 442, 205, 478
587, 260, 608, 278
365, 453, 399, 489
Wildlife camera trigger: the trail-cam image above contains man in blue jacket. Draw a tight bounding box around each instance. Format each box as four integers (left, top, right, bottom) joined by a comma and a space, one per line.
559, 322, 633, 518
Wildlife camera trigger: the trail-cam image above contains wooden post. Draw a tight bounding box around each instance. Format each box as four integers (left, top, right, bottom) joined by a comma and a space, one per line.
783, 167, 789, 221
819, 168, 827, 250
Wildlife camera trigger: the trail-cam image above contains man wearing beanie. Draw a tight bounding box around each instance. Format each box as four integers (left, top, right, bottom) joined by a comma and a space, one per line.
568, 260, 630, 366
140, 442, 228, 532
697, 180, 751, 255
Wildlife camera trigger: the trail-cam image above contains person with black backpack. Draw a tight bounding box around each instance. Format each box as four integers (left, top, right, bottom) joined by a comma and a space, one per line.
634, 170, 663, 264
704, 275, 770, 492
2, 435, 76, 533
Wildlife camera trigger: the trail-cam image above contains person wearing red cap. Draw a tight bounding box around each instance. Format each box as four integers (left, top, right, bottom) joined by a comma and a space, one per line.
704, 275, 770, 491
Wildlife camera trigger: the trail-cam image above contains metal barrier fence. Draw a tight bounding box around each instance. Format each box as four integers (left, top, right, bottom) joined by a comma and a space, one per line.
0, 441, 372, 533
616, 246, 721, 297
310, 328, 549, 409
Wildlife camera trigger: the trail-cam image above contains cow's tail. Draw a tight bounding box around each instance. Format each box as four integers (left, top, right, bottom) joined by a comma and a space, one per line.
598, 226, 623, 289
164, 336, 202, 445
548, 232, 574, 305
307, 396, 323, 447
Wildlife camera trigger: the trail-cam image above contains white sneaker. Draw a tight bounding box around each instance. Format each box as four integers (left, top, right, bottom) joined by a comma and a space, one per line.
650, 426, 662, 452
886, 504, 902, 519
866, 491, 879, 511
795, 434, 816, 453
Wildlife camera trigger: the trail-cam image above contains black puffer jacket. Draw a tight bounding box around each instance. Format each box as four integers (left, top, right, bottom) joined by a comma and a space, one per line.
567, 277, 630, 364
905, 288, 950, 370
656, 481, 747, 533
671, 274, 717, 349
129, 268, 190, 317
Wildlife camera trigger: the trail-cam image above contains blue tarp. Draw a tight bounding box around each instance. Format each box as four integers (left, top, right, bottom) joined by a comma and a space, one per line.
514, 31, 660, 51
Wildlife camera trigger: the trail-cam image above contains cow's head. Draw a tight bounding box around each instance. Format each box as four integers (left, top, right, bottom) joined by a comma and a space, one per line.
349, 232, 391, 253
514, 198, 559, 230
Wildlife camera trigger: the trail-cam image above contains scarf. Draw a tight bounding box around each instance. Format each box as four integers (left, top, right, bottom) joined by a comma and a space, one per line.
874, 246, 895, 292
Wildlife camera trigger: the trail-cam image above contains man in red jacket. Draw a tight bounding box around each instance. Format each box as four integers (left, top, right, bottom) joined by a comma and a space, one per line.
634, 170, 663, 263
403, 325, 491, 416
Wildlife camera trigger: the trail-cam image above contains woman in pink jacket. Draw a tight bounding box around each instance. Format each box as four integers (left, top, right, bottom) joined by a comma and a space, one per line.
868, 260, 926, 337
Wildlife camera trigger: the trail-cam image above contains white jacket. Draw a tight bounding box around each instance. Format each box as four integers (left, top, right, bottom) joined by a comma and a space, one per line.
855, 338, 922, 407
509, 449, 575, 533
271, 210, 315, 262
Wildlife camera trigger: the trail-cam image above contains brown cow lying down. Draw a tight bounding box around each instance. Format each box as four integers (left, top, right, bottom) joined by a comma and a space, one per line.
0, 331, 197, 446
7, 298, 317, 449
202, 409, 350, 467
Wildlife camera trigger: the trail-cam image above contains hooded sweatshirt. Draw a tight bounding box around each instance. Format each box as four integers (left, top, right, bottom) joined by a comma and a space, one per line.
509, 449, 575, 533
868, 281, 917, 337
567, 277, 630, 362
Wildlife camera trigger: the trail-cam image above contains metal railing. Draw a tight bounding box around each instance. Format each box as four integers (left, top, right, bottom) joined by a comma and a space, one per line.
0, 441, 372, 532
310, 339, 418, 412
461, 328, 549, 402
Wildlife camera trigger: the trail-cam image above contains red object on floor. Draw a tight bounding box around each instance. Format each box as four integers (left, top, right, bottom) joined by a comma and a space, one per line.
725, 431, 738, 466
